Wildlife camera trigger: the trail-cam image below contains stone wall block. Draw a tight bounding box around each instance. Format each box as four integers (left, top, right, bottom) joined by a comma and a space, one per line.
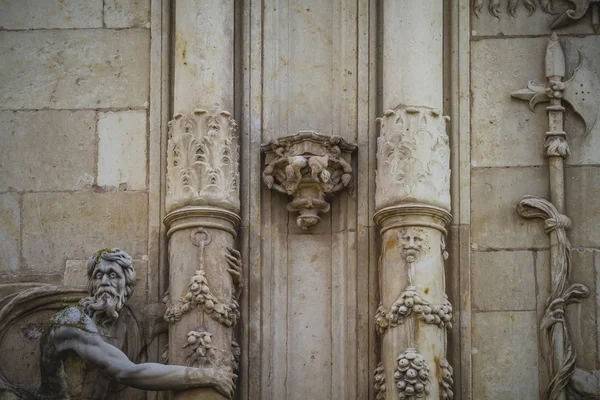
0, 193, 21, 273
566, 167, 600, 247
0, 0, 103, 29
104, 0, 151, 28
0, 30, 150, 109
472, 311, 539, 399
0, 111, 96, 192
471, 38, 548, 168
97, 110, 148, 191
471, 167, 548, 249
22, 192, 148, 276
472, 250, 536, 311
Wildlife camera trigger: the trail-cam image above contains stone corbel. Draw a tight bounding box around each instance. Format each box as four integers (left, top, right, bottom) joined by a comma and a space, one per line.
261, 131, 357, 230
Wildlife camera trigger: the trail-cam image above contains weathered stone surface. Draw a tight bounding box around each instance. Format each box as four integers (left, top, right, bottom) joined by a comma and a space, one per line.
0, 30, 149, 109
0, 111, 96, 191
472, 36, 600, 167
62, 260, 87, 288
0, 0, 103, 29
98, 111, 147, 191
471, 167, 548, 249
472, 311, 539, 399
0, 193, 20, 273
472, 38, 548, 168
22, 192, 148, 277
472, 250, 536, 311
104, 0, 150, 28
565, 248, 597, 371
566, 167, 600, 247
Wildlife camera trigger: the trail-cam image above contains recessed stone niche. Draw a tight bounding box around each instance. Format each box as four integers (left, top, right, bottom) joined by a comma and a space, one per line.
261, 131, 357, 230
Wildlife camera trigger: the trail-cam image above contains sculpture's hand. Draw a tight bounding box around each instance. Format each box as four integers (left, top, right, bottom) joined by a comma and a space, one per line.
206, 368, 237, 399
225, 247, 243, 298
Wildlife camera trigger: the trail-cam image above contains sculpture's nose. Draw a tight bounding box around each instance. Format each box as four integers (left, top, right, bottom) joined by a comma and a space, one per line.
100, 274, 110, 286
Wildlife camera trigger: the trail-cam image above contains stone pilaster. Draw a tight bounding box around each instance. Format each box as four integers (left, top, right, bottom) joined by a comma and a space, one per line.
165, 2, 239, 399
375, 2, 454, 399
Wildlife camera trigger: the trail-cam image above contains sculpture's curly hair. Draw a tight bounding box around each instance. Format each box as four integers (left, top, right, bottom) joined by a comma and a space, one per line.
86, 248, 136, 300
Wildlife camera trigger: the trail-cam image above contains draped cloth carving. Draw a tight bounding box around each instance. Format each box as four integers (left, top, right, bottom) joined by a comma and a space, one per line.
517, 196, 589, 399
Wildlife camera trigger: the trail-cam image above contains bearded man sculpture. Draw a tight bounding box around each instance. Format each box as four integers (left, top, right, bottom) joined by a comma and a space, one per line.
37, 248, 235, 400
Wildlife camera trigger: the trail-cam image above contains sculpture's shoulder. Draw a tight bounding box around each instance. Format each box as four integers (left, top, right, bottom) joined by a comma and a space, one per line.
44, 305, 98, 335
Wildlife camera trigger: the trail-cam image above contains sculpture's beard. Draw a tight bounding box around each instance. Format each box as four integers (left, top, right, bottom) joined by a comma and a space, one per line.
80, 287, 125, 326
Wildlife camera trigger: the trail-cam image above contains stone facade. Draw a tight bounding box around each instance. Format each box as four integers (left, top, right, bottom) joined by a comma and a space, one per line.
0, 1, 599, 399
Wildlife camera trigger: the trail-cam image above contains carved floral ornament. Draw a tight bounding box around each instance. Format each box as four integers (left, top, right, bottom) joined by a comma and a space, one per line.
166, 108, 240, 214
376, 107, 451, 212
473, 0, 600, 32
261, 131, 357, 229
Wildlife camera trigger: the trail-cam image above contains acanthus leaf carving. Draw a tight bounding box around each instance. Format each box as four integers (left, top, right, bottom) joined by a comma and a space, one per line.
166, 108, 240, 214
261, 131, 356, 230
376, 107, 451, 212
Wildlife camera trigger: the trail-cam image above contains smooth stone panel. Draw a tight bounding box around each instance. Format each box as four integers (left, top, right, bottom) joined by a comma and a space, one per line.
471, 167, 548, 249
104, 0, 151, 28
0, 0, 103, 29
0, 30, 150, 109
0, 193, 21, 273
472, 311, 539, 399
566, 167, 600, 247
471, 38, 548, 168
22, 192, 148, 276
97, 111, 147, 191
472, 250, 536, 311
287, 234, 332, 400
0, 111, 96, 191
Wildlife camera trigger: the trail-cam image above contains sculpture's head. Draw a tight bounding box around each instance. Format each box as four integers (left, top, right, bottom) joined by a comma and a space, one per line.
80, 248, 136, 325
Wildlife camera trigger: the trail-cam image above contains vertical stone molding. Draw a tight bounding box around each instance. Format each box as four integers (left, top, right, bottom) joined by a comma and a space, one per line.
167, 1, 238, 399
375, 2, 453, 399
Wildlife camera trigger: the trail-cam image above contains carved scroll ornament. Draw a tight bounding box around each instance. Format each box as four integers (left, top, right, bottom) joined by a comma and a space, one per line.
376, 107, 451, 211
262, 131, 357, 229
166, 108, 240, 214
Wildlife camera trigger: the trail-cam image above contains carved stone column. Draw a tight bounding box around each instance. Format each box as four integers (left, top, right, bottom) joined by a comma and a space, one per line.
165, 2, 239, 400
374, 2, 454, 399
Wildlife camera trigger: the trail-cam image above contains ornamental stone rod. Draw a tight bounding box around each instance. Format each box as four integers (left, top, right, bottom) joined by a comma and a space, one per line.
374, 2, 454, 399
164, 2, 241, 399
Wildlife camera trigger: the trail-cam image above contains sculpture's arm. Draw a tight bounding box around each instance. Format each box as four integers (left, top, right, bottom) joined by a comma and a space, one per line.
51, 326, 235, 398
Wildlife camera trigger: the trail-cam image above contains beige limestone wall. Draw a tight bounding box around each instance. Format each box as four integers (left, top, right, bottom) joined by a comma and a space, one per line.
0, 1, 165, 398
469, 4, 600, 400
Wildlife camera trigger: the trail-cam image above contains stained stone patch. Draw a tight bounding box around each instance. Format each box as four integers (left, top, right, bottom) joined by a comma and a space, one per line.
104, 0, 151, 28
0, 0, 103, 29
